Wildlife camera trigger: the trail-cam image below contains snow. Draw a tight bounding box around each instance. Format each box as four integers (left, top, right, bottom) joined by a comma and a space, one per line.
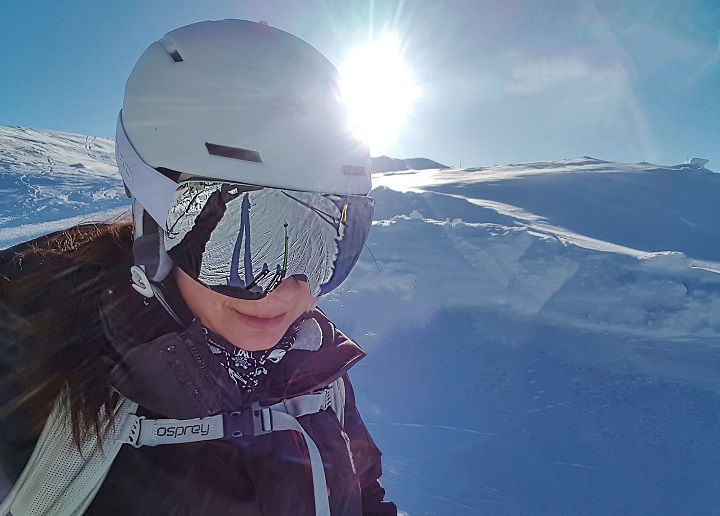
0, 126, 128, 246
2, 126, 720, 514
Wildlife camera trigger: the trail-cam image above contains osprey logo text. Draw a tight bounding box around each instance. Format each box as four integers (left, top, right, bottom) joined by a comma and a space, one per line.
156, 423, 211, 438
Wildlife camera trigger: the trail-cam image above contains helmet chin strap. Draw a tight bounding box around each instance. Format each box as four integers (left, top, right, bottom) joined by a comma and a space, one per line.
130, 199, 183, 326
131, 198, 174, 283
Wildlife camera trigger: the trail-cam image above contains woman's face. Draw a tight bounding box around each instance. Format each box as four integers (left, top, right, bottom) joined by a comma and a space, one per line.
174, 267, 319, 351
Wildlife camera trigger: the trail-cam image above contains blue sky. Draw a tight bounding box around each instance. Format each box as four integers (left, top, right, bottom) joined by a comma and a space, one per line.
1, 0, 718, 169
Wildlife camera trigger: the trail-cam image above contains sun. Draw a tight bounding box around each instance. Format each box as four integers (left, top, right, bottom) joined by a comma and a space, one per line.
339, 33, 420, 154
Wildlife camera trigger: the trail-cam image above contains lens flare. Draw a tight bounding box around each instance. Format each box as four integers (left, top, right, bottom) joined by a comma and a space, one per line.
339, 33, 420, 154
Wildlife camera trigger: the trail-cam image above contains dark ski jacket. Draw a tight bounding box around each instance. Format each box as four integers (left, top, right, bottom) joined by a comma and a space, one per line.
0, 226, 397, 515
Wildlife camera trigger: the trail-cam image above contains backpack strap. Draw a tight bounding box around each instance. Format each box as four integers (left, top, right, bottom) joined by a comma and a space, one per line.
0, 396, 139, 516
117, 378, 345, 516
1, 378, 346, 516
118, 378, 345, 447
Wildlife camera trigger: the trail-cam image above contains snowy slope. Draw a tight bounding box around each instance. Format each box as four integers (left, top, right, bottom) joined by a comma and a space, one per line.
1, 126, 720, 515
0, 126, 128, 247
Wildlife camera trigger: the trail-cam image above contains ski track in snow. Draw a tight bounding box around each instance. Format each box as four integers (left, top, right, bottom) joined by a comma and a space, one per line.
2, 126, 720, 515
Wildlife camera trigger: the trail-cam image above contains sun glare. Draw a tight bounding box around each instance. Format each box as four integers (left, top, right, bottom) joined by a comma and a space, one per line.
339, 33, 420, 154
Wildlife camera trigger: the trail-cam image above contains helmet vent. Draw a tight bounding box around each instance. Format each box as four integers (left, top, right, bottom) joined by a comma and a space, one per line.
341, 165, 366, 176
205, 142, 262, 163
169, 50, 183, 62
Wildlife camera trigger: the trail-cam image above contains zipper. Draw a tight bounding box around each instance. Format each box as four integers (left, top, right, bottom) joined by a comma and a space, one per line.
184, 337, 223, 414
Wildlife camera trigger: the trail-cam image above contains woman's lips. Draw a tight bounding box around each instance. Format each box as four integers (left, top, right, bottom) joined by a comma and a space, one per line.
232, 309, 288, 330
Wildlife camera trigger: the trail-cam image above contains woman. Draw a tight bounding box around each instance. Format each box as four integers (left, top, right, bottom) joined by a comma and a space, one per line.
0, 20, 396, 515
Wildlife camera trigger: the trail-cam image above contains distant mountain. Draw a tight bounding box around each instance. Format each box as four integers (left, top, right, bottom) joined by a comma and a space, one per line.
371, 155, 448, 172
684, 157, 710, 168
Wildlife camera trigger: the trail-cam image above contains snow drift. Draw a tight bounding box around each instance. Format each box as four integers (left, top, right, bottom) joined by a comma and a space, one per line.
2, 126, 719, 515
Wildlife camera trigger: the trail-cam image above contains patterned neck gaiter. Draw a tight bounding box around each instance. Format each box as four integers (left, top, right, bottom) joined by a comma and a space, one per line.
202, 322, 299, 396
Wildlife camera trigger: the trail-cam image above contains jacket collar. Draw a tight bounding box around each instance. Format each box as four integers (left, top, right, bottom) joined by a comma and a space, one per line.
100, 270, 365, 417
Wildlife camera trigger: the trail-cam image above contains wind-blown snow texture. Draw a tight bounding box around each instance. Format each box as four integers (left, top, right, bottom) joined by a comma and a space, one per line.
2, 126, 719, 515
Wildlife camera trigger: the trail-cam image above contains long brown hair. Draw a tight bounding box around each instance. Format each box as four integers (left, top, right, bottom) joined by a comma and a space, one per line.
0, 221, 133, 446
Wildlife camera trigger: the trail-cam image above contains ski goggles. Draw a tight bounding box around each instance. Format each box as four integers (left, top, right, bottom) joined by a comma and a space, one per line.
164, 180, 374, 299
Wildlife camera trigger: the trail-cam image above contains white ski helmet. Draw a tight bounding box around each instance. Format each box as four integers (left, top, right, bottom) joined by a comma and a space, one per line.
115, 19, 372, 281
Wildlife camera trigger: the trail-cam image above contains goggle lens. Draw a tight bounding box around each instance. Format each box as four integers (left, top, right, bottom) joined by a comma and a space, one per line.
164, 181, 374, 299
